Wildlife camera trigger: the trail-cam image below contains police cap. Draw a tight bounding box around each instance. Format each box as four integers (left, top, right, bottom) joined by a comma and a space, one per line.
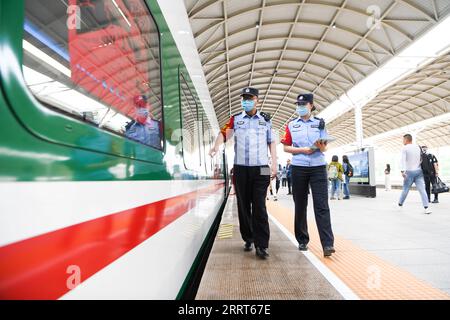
134, 95, 148, 108
240, 87, 259, 98
296, 93, 314, 105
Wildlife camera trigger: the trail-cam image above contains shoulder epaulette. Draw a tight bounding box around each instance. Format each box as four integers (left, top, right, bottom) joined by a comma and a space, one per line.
260, 112, 271, 122
314, 117, 325, 130
125, 120, 136, 131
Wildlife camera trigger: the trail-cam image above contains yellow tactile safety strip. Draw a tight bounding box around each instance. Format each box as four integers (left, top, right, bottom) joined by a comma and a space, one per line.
217, 223, 234, 239
267, 201, 450, 300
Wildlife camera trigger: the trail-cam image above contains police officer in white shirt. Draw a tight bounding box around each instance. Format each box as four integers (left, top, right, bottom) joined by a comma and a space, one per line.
209, 87, 277, 259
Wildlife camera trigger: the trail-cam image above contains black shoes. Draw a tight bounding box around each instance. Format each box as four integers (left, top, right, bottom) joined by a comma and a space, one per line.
432, 199, 439, 204
246, 243, 268, 259
298, 243, 308, 251
343, 196, 350, 200
244, 241, 253, 251
323, 246, 336, 257
255, 247, 269, 259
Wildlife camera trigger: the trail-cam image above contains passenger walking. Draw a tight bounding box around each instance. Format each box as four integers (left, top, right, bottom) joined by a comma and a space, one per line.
275, 164, 282, 200
421, 146, 440, 204
230, 167, 235, 195
281, 93, 335, 257
384, 164, 391, 191
328, 155, 344, 200
267, 160, 279, 201
209, 87, 277, 259
286, 159, 292, 194
342, 155, 353, 199
281, 166, 287, 188
398, 134, 431, 214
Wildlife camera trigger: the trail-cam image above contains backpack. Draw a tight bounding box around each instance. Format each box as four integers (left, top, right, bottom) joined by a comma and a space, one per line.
328, 164, 338, 179
419, 147, 434, 176
346, 163, 354, 177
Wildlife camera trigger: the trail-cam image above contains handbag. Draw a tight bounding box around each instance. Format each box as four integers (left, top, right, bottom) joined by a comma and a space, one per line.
432, 177, 449, 194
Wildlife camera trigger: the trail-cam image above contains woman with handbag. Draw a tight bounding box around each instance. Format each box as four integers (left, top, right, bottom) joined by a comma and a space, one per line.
342, 155, 353, 199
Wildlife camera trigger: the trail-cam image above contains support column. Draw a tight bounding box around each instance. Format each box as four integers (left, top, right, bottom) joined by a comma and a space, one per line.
355, 104, 363, 148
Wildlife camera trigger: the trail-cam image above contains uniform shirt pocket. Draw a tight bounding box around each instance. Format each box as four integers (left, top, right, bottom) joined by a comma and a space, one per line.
308, 128, 321, 142
291, 127, 308, 147
234, 123, 248, 131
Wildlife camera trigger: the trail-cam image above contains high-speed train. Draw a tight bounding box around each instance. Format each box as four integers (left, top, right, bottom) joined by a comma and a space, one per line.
0, 0, 229, 299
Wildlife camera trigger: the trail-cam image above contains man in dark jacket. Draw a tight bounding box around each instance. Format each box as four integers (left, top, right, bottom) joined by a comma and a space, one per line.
421, 146, 440, 203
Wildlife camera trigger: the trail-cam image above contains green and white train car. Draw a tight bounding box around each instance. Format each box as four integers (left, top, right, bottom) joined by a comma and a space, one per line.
0, 0, 228, 299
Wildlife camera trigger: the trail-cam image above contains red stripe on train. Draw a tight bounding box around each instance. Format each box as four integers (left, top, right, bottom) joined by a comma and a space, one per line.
0, 182, 225, 300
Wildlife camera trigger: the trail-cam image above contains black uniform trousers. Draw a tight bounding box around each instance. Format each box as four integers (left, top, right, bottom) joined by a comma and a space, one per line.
233, 165, 271, 249
291, 165, 334, 248
424, 174, 438, 201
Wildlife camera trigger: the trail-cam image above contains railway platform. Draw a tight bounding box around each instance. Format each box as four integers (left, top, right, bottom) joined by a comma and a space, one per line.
197, 190, 450, 300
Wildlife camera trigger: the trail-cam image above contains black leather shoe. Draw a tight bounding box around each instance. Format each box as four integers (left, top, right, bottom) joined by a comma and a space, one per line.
255, 247, 269, 259
323, 246, 336, 257
298, 243, 308, 251
432, 199, 439, 204
244, 241, 253, 252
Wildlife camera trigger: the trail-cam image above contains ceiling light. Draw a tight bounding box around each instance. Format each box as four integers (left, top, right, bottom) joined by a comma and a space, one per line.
23, 40, 71, 77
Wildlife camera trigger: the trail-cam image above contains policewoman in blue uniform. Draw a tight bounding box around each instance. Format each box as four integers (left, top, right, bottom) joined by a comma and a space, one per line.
281, 93, 335, 257
209, 87, 277, 259
125, 95, 162, 149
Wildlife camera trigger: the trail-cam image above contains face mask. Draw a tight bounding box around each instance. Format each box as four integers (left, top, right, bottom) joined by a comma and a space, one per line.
241, 100, 255, 112
136, 108, 149, 124
296, 105, 309, 117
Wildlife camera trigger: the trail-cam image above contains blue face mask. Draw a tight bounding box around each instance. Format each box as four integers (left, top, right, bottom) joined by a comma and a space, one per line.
241, 100, 255, 112
137, 108, 149, 117
296, 105, 309, 117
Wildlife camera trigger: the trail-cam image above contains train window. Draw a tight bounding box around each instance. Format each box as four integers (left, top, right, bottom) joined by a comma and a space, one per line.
180, 73, 201, 170
22, 0, 163, 150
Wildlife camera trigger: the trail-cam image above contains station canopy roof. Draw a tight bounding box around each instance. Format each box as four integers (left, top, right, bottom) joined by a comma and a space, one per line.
328, 53, 450, 151
184, 0, 450, 147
